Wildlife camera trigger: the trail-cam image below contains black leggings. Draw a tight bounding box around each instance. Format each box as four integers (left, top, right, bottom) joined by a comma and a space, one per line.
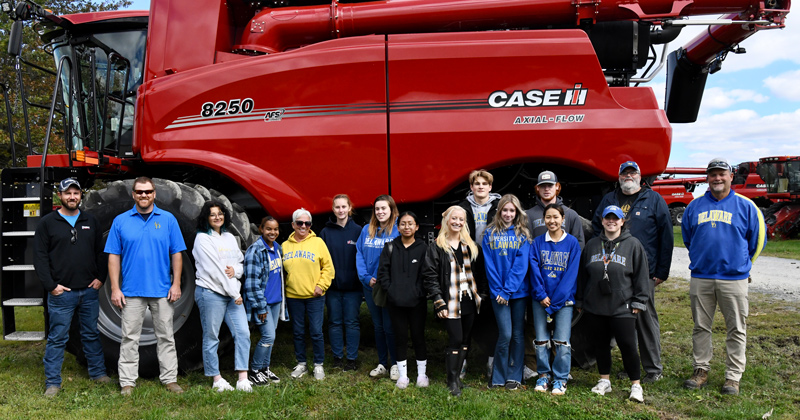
585, 312, 641, 381
443, 313, 476, 350
387, 301, 428, 362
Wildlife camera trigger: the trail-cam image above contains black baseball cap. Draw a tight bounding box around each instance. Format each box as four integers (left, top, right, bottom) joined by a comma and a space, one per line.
58, 178, 81, 192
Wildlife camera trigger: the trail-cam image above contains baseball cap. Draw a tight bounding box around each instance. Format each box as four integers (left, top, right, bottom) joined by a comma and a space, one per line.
706, 157, 731, 172
618, 161, 640, 174
537, 170, 558, 185
602, 205, 624, 219
58, 178, 81, 192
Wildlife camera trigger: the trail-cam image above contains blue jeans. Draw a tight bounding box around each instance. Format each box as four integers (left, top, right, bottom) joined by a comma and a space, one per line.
195, 286, 251, 376
44, 287, 106, 387
532, 303, 573, 382
286, 296, 325, 365
363, 285, 396, 366
251, 302, 281, 371
326, 289, 361, 361
490, 298, 526, 386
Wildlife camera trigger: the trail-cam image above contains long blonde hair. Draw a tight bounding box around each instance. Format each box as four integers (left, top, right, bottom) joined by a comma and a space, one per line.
486, 194, 531, 242
436, 205, 478, 261
368, 195, 399, 239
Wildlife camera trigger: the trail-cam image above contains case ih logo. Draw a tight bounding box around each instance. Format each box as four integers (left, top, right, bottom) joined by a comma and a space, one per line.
488, 84, 588, 108
264, 109, 285, 121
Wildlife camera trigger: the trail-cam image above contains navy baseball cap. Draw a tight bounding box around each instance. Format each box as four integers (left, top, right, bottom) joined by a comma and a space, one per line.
602, 205, 624, 219
537, 170, 558, 185
58, 178, 81, 192
706, 157, 731, 173
618, 161, 640, 174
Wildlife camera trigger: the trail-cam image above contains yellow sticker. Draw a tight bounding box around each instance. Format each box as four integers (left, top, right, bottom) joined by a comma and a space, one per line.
23, 203, 40, 217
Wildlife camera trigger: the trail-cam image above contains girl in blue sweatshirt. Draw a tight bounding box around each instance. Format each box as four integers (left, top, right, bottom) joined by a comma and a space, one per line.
530, 204, 581, 395
356, 195, 400, 379
481, 194, 531, 390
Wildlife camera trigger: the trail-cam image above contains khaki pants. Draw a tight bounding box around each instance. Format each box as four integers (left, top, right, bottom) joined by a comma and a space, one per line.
689, 277, 748, 381
118, 297, 178, 387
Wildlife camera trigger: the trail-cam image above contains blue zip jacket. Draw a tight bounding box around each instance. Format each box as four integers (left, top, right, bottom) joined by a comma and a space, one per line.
481, 225, 530, 301
530, 231, 581, 315
592, 186, 673, 280
682, 191, 766, 280
319, 217, 362, 291
356, 222, 399, 288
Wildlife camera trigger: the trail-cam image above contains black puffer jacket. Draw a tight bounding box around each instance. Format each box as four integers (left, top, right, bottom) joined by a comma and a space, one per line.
376, 236, 427, 307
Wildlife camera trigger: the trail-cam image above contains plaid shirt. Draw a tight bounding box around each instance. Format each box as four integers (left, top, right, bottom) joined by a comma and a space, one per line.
445, 243, 481, 319
244, 238, 287, 324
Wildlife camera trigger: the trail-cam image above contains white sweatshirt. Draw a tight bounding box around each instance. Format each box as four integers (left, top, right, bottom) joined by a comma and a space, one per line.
193, 231, 244, 299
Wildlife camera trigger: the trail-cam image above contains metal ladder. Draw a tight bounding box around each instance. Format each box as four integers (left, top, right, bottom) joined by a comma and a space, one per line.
0, 167, 69, 340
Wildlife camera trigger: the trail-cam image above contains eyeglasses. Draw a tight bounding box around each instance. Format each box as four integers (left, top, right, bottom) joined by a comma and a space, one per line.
70, 227, 77, 245
294, 220, 312, 227
134, 189, 154, 195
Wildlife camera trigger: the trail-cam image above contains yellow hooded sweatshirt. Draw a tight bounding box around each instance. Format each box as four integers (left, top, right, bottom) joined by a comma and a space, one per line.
282, 230, 334, 299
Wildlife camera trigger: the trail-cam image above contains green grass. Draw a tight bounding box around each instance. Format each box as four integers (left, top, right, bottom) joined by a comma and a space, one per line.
673, 227, 800, 259
2, 281, 799, 419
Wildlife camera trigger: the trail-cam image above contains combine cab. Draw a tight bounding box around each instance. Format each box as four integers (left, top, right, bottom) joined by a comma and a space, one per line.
758, 156, 800, 239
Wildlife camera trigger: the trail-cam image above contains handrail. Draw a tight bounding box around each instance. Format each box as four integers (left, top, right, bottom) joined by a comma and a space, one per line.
40, 54, 74, 204
14, 56, 33, 156
1, 83, 16, 166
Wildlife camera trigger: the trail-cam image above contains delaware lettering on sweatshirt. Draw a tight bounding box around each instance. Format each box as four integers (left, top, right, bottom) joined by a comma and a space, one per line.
696, 210, 733, 225
284, 250, 317, 262
588, 253, 627, 266
485, 234, 526, 256
539, 250, 573, 271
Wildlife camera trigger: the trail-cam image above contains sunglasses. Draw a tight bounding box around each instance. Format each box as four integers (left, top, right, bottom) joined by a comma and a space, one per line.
70, 227, 77, 245
294, 220, 312, 227
134, 189, 155, 195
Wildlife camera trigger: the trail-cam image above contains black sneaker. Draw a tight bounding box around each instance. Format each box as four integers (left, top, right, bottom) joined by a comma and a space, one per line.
248, 370, 269, 386
333, 357, 344, 369
260, 368, 281, 384
505, 381, 522, 391
343, 359, 358, 372
641, 372, 663, 384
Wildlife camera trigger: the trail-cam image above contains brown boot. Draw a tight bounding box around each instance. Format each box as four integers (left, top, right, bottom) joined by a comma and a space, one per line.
165, 382, 184, 394
683, 368, 709, 389
721, 379, 740, 395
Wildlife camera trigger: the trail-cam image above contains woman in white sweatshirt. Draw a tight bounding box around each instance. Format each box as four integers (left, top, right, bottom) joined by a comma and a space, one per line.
193, 200, 250, 392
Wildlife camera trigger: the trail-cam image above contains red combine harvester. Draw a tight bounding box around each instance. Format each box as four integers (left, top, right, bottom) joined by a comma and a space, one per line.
1, 0, 790, 373
757, 156, 800, 239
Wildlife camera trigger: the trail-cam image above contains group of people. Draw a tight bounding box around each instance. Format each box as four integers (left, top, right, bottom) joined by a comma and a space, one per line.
34, 156, 766, 401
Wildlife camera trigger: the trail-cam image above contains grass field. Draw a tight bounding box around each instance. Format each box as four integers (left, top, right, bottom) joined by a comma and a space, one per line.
1, 277, 799, 420
673, 227, 800, 259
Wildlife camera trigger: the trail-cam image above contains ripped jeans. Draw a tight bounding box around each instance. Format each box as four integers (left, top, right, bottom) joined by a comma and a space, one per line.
251, 302, 282, 371
532, 303, 573, 383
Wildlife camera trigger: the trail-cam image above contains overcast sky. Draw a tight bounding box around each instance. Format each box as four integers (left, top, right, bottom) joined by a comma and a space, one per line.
124, 1, 797, 170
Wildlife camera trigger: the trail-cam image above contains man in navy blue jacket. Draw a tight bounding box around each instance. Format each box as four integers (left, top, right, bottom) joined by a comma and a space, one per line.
592, 161, 673, 383
681, 158, 766, 396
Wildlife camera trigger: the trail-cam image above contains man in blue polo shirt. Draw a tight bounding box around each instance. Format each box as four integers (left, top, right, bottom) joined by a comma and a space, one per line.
105, 176, 187, 395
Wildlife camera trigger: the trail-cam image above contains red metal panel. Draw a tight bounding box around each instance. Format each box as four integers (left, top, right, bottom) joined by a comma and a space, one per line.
386, 30, 671, 203
139, 36, 388, 219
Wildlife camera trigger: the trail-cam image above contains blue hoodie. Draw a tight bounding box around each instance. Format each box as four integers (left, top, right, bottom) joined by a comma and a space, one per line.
682, 191, 766, 280
356, 222, 399, 288
319, 217, 362, 291
481, 225, 530, 301
530, 230, 581, 315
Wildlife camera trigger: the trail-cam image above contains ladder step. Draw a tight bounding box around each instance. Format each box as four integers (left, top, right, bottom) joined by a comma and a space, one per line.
2, 197, 40, 202
4, 331, 46, 341
3, 298, 44, 306
2, 231, 36, 237
2, 265, 35, 271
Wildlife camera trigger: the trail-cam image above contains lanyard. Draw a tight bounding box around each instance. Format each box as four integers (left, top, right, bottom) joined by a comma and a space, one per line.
602, 241, 618, 278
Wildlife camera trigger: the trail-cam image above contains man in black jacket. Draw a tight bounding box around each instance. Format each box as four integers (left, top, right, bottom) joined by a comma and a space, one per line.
34, 178, 110, 397
591, 161, 673, 383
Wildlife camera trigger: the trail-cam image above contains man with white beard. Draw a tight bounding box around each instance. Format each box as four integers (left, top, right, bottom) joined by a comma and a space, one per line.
591, 161, 673, 383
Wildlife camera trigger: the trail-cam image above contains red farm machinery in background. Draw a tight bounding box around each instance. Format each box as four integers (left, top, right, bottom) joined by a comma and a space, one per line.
0, 0, 790, 373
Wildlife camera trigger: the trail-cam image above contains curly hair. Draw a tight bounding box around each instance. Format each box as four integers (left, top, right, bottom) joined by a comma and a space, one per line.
196, 200, 231, 234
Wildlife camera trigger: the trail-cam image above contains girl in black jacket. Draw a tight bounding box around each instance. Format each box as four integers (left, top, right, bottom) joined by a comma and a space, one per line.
422, 205, 488, 396
577, 205, 649, 403
377, 211, 429, 389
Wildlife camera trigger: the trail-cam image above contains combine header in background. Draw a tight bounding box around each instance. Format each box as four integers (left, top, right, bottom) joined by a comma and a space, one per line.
1, 0, 791, 373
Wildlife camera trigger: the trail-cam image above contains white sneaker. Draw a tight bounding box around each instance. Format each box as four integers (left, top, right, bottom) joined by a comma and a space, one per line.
591, 379, 612, 396
629, 383, 644, 403
291, 363, 308, 379
212, 378, 234, 392
313, 364, 325, 381
390, 365, 400, 381
396, 377, 410, 389
416, 375, 429, 388
370, 364, 387, 377
236, 379, 253, 392
523, 366, 536, 381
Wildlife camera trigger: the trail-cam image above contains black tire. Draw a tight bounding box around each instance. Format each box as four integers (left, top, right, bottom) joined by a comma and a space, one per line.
66, 179, 254, 377
670, 206, 685, 226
